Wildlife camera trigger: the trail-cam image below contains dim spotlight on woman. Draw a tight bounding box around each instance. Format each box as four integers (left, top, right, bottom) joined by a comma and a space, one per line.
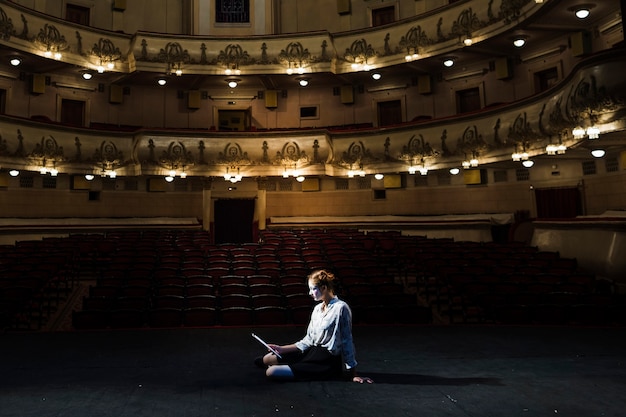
255, 269, 373, 383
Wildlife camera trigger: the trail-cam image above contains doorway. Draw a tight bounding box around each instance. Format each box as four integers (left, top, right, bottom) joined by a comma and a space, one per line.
218, 109, 251, 131
534, 186, 583, 218
214, 199, 255, 244
60, 98, 86, 126
377, 99, 402, 127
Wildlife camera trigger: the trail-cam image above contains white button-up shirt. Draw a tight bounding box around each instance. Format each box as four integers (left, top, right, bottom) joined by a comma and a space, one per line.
295, 296, 358, 369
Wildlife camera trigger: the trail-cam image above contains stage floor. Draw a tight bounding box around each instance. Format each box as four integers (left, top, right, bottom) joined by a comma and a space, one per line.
1, 325, 625, 417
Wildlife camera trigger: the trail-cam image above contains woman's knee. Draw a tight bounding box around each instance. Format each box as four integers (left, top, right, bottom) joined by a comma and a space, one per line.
266, 365, 294, 380
263, 353, 278, 366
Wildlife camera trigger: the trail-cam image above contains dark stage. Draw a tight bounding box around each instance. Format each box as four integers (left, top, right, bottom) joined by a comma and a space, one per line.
1, 325, 625, 417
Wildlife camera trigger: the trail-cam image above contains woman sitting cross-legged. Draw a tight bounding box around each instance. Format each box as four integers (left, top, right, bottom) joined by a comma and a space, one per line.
256, 269, 373, 384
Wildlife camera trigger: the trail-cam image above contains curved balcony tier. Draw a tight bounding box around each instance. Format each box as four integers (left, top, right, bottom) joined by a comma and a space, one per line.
0, 50, 624, 179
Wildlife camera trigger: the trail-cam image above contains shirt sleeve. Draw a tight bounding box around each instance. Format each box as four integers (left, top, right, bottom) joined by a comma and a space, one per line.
339, 303, 358, 369
294, 306, 316, 352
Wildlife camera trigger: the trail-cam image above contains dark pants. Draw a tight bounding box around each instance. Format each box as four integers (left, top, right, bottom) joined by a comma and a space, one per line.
277, 346, 343, 380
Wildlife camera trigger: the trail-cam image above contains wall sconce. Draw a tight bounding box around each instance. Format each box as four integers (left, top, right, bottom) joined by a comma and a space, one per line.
157, 77, 167, 86
463, 152, 480, 167
81, 71, 93, 80
168, 62, 183, 76
374, 173, 384, 180
586, 125, 600, 139
591, 149, 605, 158
165, 175, 174, 182
9, 169, 19, 177
224, 166, 242, 183
522, 160, 535, 168
449, 168, 460, 175
462, 35, 473, 46
371, 72, 382, 80
573, 125, 600, 140
546, 135, 567, 155
225, 66, 241, 76
85, 174, 95, 181
348, 167, 365, 177
404, 48, 419, 62
296, 175, 306, 182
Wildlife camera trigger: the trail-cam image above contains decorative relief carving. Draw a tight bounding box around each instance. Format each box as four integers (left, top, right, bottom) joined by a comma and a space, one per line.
0, 7, 15, 40
275, 142, 309, 168
159, 141, 195, 171
216, 142, 251, 166
456, 125, 488, 156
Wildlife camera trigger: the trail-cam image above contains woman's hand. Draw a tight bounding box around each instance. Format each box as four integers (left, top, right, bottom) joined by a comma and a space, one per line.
352, 375, 374, 384
267, 344, 281, 355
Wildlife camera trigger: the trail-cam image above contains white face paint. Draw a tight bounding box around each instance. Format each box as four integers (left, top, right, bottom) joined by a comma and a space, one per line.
308, 280, 323, 301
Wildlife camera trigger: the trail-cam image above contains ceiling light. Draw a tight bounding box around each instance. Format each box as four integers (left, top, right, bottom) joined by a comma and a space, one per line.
157, 78, 167, 86
227, 78, 240, 88
591, 149, 605, 158
522, 160, 535, 168
443, 58, 454, 67
296, 176, 305, 182
298, 78, 309, 87
463, 37, 473, 46
165, 176, 174, 182
374, 173, 384, 180
449, 168, 460, 175
9, 169, 19, 177
10, 57, 21, 66
372, 73, 382, 80
82, 72, 93, 80
513, 38, 526, 47
85, 174, 94, 181
575, 8, 590, 19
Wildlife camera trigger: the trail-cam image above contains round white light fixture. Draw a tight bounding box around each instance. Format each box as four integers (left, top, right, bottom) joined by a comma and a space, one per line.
449, 168, 460, 175
82, 72, 93, 80
374, 173, 384, 180
227, 79, 239, 88
296, 176, 305, 182
371, 73, 382, 80
10, 57, 21, 66
165, 176, 174, 182
298, 78, 309, 87
157, 78, 167, 86
513, 38, 526, 47
575, 8, 590, 19
443, 58, 454, 67
9, 169, 19, 177
85, 174, 95, 181
591, 149, 605, 158
522, 160, 535, 168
